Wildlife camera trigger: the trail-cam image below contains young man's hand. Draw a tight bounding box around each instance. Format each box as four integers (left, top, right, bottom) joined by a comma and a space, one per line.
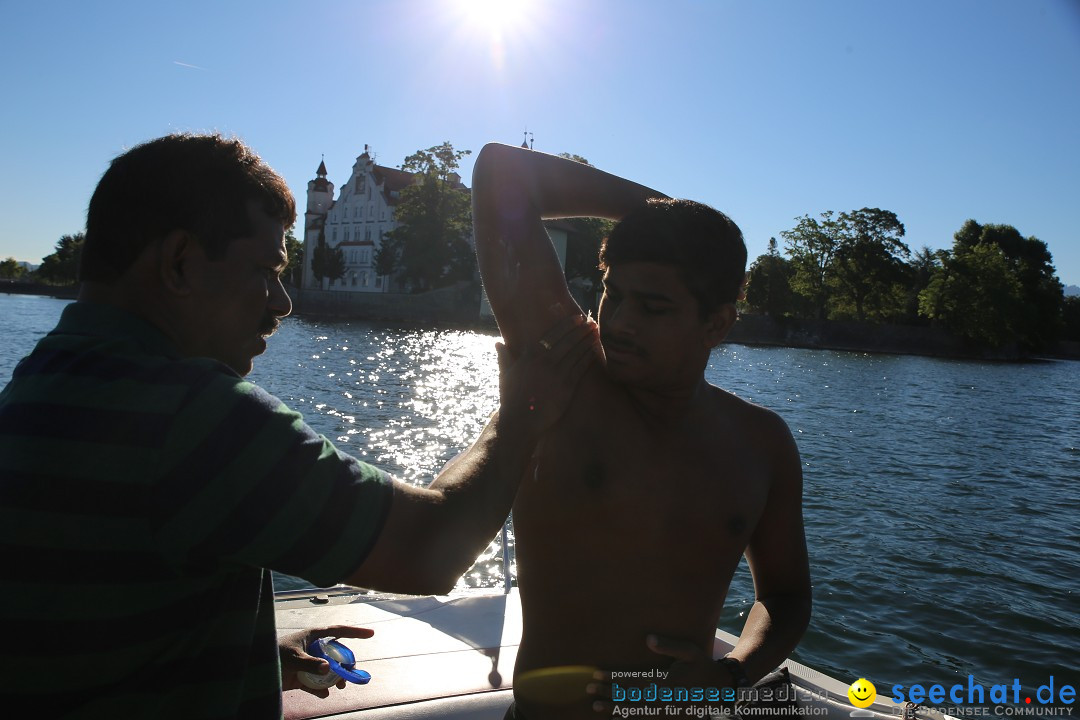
496, 311, 599, 434
646, 633, 736, 689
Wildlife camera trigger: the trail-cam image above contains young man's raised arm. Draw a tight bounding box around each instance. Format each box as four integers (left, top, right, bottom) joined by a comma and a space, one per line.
471, 142, 665, 350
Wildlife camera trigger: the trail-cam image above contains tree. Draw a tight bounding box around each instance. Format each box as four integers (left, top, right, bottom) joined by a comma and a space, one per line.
37, 233, 84, 285
780, 212, 839, 320
1062, 296, 1080, 343
556, 154, 615, 291
828, 208, 910, 322
951, 220, 1063, 351
373, 233, 401, 279
310, 230, 345, 289
0, 257, 25, 280
380, 142, 473, 292
745, 238, 796, 317
283, 228, 303, 287
902, 246, 942, 324
919, 242, 1024, 349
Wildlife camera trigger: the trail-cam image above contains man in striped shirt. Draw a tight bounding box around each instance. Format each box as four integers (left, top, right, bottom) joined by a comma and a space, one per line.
0, 134, 597, 718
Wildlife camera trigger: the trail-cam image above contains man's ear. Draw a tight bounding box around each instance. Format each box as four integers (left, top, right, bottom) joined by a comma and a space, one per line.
157, 230, 198, 296
703, 304, 737, 349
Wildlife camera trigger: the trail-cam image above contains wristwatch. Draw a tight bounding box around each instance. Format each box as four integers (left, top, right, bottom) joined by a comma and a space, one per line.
717, 655, 750, 688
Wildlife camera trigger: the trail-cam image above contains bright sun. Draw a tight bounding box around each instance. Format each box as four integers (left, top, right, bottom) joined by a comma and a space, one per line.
454, 0, 531, 37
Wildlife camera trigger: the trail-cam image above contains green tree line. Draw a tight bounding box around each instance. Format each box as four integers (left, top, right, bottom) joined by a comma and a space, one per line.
15, 190, 1077, 356
8, 230, 306, 288
745, 209, 1077, 353
2, 233, 87, 285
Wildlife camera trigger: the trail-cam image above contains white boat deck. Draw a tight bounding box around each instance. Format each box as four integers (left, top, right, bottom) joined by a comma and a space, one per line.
275, 588, 952, 720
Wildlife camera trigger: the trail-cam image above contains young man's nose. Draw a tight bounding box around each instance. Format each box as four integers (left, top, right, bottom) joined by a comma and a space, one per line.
605, 302, 637, 335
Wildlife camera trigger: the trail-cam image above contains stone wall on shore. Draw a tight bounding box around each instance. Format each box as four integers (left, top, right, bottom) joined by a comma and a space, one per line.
725, 314, 1080, 361
11, 279, 1072, 361
0, 280, 78, 299
291, 282, 482, 327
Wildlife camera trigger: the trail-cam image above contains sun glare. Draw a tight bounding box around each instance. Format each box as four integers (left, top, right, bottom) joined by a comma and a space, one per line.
454, 0, 531, 38
438, 0, 551, 78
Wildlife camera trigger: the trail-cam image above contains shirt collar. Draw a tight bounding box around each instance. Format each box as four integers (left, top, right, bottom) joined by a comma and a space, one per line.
53, 301, 183, 359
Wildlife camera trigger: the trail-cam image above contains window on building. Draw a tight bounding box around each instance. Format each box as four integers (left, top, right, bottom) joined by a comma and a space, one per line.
361, 272, 369, 287
376, 275, 383, 289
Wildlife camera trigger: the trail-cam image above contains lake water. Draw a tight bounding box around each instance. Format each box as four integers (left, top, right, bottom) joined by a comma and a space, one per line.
2, 292, 1077, 703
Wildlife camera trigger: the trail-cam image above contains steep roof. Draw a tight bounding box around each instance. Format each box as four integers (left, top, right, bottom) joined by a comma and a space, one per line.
372, 164, 416, 206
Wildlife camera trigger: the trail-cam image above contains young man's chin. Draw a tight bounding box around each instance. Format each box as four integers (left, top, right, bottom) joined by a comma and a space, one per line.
602, 355, 646, 384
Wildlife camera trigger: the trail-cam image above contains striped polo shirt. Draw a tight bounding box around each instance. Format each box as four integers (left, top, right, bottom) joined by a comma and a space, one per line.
0, 301, 393, 718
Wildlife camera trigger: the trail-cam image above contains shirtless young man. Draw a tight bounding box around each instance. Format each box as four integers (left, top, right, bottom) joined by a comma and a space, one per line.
472, 143, 812, 718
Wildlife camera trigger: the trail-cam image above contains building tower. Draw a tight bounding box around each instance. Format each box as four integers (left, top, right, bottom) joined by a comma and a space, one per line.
302, 158, 334, 290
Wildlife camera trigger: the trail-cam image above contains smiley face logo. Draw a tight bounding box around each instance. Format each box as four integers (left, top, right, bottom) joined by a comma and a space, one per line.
848, 678, 877, 708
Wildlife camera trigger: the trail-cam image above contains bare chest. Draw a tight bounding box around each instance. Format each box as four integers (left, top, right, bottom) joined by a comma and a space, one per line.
518, 391, 772, 550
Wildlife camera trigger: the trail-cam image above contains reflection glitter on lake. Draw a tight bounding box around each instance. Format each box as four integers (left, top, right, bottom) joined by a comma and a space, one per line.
2, 295, 1077, 699
250, 317, 510, 590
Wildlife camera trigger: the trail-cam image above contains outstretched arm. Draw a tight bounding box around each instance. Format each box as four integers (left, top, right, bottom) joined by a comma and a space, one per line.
472, 142, 665, 351
344, 315, 599, 595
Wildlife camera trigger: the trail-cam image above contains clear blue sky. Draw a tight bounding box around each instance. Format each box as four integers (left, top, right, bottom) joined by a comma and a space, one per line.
2, 0, 1078, 288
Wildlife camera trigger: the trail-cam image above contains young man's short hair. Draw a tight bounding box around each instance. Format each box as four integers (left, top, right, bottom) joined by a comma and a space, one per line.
599, 198, 747, 317
80, 133, 296, 284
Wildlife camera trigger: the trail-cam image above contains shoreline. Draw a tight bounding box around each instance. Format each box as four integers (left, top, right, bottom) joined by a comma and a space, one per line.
5, 282, 1076, 362
0, 281, 78, 300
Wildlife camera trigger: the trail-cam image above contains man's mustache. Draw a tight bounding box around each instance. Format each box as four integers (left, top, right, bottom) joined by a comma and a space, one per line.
259, 319, 280, 337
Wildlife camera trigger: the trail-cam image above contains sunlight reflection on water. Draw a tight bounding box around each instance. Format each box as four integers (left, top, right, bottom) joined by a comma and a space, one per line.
251, 317, 511, 590
4, 297, 1077, 694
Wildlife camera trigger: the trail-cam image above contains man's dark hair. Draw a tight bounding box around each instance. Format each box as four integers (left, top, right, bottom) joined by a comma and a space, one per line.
80, 133, 296, 284
599, 198, 747, 317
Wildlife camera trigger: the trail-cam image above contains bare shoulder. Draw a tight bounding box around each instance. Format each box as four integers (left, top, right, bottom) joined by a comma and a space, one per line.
703, 383, 801, 494
707, 384, 796, 443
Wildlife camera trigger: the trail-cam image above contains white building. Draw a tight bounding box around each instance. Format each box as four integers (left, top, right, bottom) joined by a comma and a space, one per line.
301, 146, 424, 292
302, 142, 578, 312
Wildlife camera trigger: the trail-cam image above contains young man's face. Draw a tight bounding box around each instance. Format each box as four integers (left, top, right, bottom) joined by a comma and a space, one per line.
597, 262, 724, 390
183, 203, 292, 376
